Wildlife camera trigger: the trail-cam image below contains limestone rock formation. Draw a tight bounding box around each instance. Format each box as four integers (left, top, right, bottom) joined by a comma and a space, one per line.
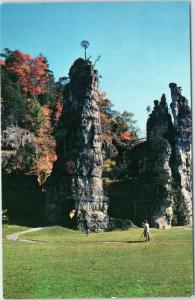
145, 83, 192, 227
146, 95, 174, 228
147, 94, 174, 143
45, 58, 109, 230
1, 126, 45, 226
149, 139, 173, 229
126, 136, 173, 228
169, 83, 192, 224
1, 125, 35, 151
1, 125, 35, 172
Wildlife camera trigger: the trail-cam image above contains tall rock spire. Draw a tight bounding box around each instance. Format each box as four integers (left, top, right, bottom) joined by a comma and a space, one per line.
146, 94, 174, 228
169, 83, 192, 224
45, 58, 109, 230
147, 94, 174, 143
145, 83, 192, 227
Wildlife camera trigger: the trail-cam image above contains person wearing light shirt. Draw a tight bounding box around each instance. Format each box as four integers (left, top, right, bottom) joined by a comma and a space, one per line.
143, 220, 150, 242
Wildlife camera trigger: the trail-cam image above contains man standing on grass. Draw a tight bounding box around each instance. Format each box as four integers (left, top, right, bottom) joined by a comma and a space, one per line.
144, 220, 150, 242
83, 218, 90, 235
81, 210, 90, 235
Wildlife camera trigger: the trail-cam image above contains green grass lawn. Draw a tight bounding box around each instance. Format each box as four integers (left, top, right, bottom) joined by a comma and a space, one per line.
3, 226, 193, 298
2, 224, 30, 239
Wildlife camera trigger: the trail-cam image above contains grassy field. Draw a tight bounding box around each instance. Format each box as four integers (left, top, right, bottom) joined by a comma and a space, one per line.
2, 225, 29, 239
3, 225, 193, 298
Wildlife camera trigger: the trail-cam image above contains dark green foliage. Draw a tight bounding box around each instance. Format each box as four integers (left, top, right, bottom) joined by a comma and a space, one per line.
115, 110, 139, 138
149, 136, 170, 156
1, 66, 27, 128
99, 97, 114, 116
107, 217, 137, 231
37, 72, 59, 108
25, 98, 46, 132
16, 141, 37, 172
106, 179, 154, 226
129, 138, 171, 187
1, 66, 47, 133
56, 77, 69, 96
99, 93, 139, 140
172, 187, 189, 225
2, 173, 46, 226
38, 93, 54, 107
2, 209, 8, 225
106, 137, 172, 225
3, 141, 37, 174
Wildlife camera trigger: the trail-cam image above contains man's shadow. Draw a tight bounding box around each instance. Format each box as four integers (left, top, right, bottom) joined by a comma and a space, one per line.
127, 240, 145, 243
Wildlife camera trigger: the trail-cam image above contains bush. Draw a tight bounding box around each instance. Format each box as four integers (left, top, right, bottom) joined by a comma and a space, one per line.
107, 217, 137, 231
1, 66, 27, 128
25, 98, 46, 132
2, 209, 8, 225
172, 187, 189, 225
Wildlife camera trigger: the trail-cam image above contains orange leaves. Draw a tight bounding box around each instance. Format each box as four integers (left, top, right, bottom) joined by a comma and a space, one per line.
100, 112, 110, 133
53, 98, 63, 125
35, 134, 57, 185
1, 48, 61, 184
34, 105, 57, 184
43, 106, 51, 117
0, 59, 5, 65
24, 104, 56, 184
35, 101, 63, 182
120, 131, 132, 141
5, 50, 49, 97
42, 106, 52, 131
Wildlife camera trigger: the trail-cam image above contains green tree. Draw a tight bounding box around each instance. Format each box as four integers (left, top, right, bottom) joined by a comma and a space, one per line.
1, 66, 27, 128
25, 98, 46, 132
115, 110, 138, 138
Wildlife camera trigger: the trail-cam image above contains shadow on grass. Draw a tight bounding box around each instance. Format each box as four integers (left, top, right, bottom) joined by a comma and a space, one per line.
17, 239, 148, 244
127, 240, 146, 243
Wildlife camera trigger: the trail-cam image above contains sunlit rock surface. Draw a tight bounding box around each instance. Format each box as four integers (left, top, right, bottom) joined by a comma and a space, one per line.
145, 83, 192, 227
45, 58, 109, 230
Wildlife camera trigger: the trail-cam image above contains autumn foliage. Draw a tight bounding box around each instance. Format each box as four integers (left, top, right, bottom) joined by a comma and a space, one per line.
4, 50, 49, 96
99, 93, 138, 144
53, 97, 63, 126
1, 48, 139, 185
1, 48, 66, 184
34, 106, 57, 184
0, 59, 5, 65
120, 131, 132, 141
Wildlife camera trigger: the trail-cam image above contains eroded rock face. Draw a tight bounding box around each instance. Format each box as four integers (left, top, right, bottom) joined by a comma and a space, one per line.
146, 95, 174, 228
1, 125, 35, 151
150, 140, 173, 229
169, 83, 192, 224
45, 58, 108, 230
147, 94, 174, 143
1, 125, 35, 172
146, 83, 192, 227
127, 136, 174, 228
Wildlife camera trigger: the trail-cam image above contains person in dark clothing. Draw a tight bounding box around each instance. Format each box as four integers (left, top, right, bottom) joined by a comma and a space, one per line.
83, 218, 90, 235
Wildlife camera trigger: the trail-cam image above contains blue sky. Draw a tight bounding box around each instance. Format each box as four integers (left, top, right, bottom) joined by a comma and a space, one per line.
1, 1, 191, 134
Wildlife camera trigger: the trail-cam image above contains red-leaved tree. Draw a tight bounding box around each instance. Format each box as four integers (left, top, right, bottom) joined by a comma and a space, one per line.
4, 50, 49, 97
32, 106, 57, 184
120, 130, 132, 141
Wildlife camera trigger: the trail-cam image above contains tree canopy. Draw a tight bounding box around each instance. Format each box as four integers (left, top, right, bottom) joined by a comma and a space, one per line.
1, 48, 66, 183
1, 48, 140, 184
